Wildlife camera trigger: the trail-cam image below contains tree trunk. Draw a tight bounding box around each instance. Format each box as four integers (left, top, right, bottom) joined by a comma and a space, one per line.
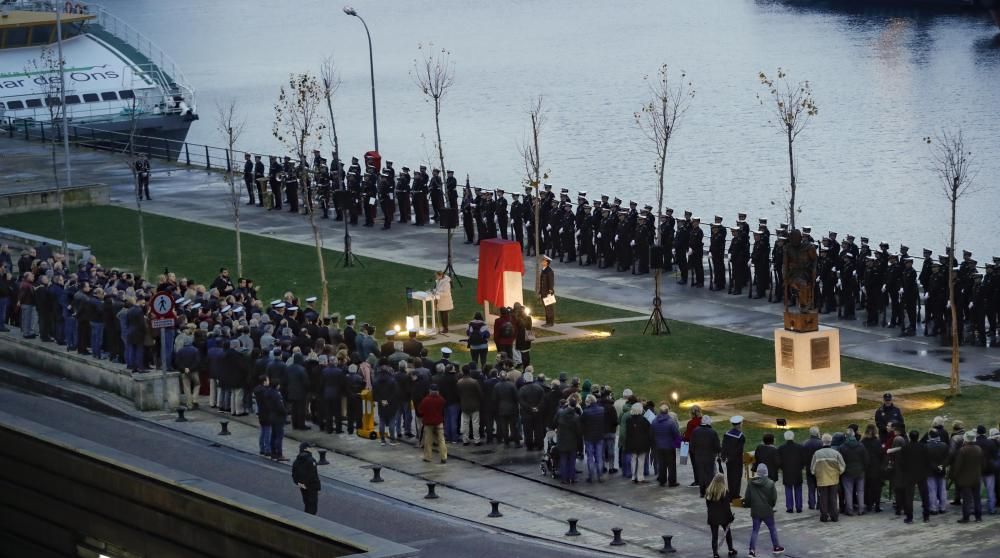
434, 97, 446, 206
309, 210, 329, 319
326, 99, 340, 318
234, 182, 243, 278
50, 140, 68, 257
948, 196, 960, 395
787, 127, 796, 230
532, 112, 542, 295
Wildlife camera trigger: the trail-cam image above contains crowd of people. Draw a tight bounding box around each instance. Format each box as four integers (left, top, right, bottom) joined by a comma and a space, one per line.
4, 241, 1000, 556
226, 149, 999, 347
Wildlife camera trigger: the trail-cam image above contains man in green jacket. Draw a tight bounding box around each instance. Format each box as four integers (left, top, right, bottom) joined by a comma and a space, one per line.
744, 464, 783, 557
952, 430, 984, 523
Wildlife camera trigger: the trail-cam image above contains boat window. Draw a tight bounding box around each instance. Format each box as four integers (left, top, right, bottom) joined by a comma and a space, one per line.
66, 95, 81, 105
4, 27, 30, 48
30, 25, 54, 46
118, 90, 135, 100
26, 99, 43, 108
100, 91, 118, 101
6, 100, 24, 110
83, 93, 100, 102
45, 97, 62, 107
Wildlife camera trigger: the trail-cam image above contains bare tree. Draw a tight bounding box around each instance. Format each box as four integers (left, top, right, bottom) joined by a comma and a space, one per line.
320, 56, 343, 197
518, 96, 546, 293
26, 48, 68, 257
273, 73, 330, 315
635, 64, 694, 313
216, 100, 247, 277
413, 45, 459, 277
757, 68, 818, 229
926, 130, 978, 395
122, 88, 149, 279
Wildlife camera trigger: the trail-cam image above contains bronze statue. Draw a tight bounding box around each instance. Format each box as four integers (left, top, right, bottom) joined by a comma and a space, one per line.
783, 229, 818, 314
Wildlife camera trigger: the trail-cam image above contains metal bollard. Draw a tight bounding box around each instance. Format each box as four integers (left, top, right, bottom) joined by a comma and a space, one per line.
175, 408, 188, 422
425, 482, 439, 499
660, 535, 677, 554
565, 518, 581, 537
610, 527, 625, 546
218, 420, 231, 435
317, 449, 330, 465
370, 466, 384, 483
487, 500, 502, 518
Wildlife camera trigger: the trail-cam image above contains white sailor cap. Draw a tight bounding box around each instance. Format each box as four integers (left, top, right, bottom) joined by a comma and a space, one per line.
543, 255, 553, 262
270, 299, 281, 306
578, 191, 587, 197
190, 303, 202, 310
287, 306, 299, 312
442, 347, 453, 355
221, 305, 232, 313
233, 306, 244, 314
408, 328, 418, 334
345, 314, 356, 321
385, 330, 397, 337
274, 302, 286, 309
305, 296, 317, 303
730, 415, 744, 424
175, 296, 187, 304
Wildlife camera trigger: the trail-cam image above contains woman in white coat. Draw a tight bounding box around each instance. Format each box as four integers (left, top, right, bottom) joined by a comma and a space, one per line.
432, 271, 454, 334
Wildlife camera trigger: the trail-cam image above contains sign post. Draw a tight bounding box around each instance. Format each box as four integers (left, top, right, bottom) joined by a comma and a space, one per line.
150, 292, 176, 410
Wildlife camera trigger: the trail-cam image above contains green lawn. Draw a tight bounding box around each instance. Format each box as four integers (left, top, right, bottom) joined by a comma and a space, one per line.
7, 206, 998, 440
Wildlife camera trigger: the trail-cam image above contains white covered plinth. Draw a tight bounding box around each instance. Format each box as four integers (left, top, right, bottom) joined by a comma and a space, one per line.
761, 326, 858, 412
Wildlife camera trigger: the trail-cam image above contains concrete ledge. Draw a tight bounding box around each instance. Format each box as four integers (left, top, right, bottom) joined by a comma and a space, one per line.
761, 381, 858, 413
0, 332, 179, 411
0, 226, 92, 265
0, 183, 109, 216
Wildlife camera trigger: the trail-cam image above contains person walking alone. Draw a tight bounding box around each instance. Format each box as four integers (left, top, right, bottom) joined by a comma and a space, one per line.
743, 464, 783, 557
705, 473, 738, 558
291, 442, 321, 514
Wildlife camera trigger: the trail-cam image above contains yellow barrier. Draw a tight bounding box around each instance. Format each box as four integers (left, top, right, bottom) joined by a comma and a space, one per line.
357, 389, 378, 440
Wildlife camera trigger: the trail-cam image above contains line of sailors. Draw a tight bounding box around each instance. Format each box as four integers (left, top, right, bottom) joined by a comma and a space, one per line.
240, 153, 1000, 346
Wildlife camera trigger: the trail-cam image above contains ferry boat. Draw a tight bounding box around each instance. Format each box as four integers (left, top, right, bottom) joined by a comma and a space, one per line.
0, 1, 197, 154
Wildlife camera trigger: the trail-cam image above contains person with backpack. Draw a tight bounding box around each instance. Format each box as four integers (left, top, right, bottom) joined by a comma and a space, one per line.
492, 307, 516, 360
466, 312, 490, 369
744, 464, 783, 557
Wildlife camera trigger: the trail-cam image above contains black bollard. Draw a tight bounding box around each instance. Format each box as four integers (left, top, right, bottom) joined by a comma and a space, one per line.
487, 500, 502, 518
317, 449, 330, 465
425, 482, 439, 499
370, 466, 384, 483
659, 535, 677, 554
175, 408, 187, 422
610, 527, 625, 547
218, 420, 231, 435
565, 518, 581, 537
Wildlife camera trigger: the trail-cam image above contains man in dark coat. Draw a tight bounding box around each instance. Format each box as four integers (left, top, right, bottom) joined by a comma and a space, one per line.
492, 372, 521, 447
222, 340, 249, 417
540, 256, 555, 326
125, 297, 147, 372
897, 430, 930, 523
292, 442, 321, 514
778, 430, 806, 513
321, 358, 346, 433
690, 415, 722, 497
802, 427, 824, 510
286, 353, 310, 430
556, 399, 582, 483
517, 372, 546, 451
252, 376, 273, 456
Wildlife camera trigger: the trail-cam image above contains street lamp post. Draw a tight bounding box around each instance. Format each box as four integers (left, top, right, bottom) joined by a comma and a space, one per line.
343, 6, 379, 153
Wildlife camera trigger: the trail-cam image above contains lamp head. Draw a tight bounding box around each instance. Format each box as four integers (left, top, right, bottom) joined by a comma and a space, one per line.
343, 6, 357, 16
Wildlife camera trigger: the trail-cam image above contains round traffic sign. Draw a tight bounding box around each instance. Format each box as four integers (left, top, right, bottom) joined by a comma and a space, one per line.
151, 292, 175, 318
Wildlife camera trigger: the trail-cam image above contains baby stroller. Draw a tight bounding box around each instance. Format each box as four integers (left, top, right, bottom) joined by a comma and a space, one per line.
539, 430, 559, 479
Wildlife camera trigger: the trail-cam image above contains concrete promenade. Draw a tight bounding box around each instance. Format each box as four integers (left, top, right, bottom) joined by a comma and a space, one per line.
4, 137, 992, 382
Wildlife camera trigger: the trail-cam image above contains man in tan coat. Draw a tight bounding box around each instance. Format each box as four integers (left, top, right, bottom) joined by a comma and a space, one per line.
810, 433, 846, 522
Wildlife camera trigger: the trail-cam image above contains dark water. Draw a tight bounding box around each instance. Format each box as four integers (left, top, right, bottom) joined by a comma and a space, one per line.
99, 0, 1000, 259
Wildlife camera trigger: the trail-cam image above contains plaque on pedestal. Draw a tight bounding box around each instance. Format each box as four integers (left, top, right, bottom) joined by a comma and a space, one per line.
762, 326, 857, 412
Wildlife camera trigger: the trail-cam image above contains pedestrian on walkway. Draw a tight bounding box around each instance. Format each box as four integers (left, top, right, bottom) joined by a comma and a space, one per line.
626, 402, 652, 483
861, 424, 885, 513
457, 366, 482, 445
418, 384, 447, 464
651, 403, 680, 487
557, 395, 582, 483
691, 415, 721, 497
252, 375, 272, 457
683, 404, 704, 488
292, 442, 321, 515
952, 430, 984, 522
924, 429, 949, 515
744, 464, 783, 557
465, 312, 490, 369
897, 429, 930, 523
580, 393, 606, 482
837, 427, 869, 515
811, 433, 846, 522
802, 426, 823, 510
777, 430, 805, 513
705, 473, 737, 558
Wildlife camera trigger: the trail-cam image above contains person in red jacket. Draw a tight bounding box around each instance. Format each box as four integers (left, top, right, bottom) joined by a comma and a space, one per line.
492, 307, 516, 360
418, 384, 448, 464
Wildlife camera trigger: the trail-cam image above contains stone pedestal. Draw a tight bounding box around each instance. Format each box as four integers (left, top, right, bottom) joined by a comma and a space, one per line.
761, 326, 857, 412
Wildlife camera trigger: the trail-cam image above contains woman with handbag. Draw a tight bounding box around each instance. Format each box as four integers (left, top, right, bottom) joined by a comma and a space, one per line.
705, 473, 737, 558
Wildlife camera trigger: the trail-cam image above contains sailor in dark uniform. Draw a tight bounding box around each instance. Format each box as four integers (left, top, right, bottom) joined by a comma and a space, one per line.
496, 190, 509, 240
412, 165, 430, 226
633, 213, 651, 275
560, 203, 576, 263
445, 170, 459, 209
484, 191, 499, 240
243, 153, 256, 205
688, 217, 704, 287
885, 253, 901, 327
461, 186, 475, 244
135, 153, 151, 201
709, 216, 726, 291
346, 168, 361, 224
524, 187, 537, 256
578, 204, 595, 266
772, 229, 786, 303
396, 166, 412, 224
378, 168, 396, 229
674, 211, 691, 283
864, 256, 882, 326
660, 208, 675, 272
268, 156, 282, 210
510, 193, 524, 248
253, 155, 266, 208
362, 167, 378, 227
751, 229, 771, 299
540, 256, 556, 326
283, 156, 299, 213
615, 210, 633, 273
839, 252, 858, 319
316, 158, 331, 219
900, 257, 919, 336
472, 188, 486, 243
429, 169, 444, 222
